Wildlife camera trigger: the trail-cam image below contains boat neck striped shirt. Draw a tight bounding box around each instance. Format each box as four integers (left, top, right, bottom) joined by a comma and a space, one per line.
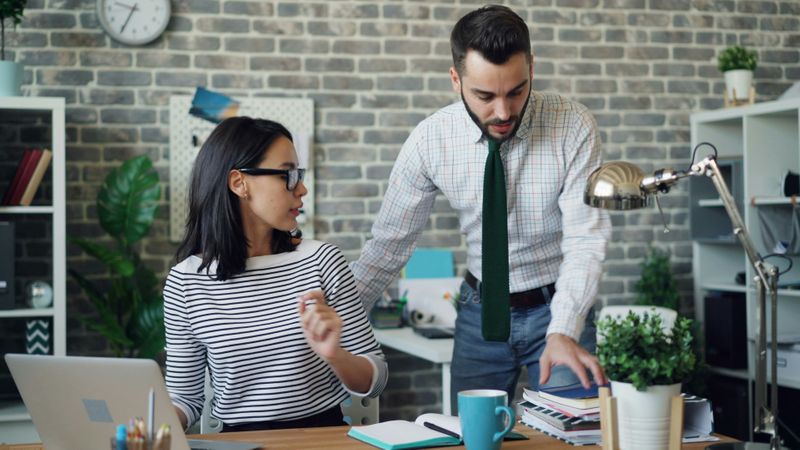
164, 240, 388, 427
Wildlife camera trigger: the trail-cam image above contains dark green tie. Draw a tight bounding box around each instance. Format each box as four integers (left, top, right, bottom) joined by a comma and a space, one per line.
481, 138, 510, 342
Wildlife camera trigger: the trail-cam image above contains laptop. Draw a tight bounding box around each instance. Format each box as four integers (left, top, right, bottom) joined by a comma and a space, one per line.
5, 353, 261, 450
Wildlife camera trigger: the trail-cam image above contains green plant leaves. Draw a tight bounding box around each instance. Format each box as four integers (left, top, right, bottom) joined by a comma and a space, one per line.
98, 154, 160, 247
597, 311, 697, 391
634, 246, 680, 311
717, 45, 758, 72
69, 154, 165, 360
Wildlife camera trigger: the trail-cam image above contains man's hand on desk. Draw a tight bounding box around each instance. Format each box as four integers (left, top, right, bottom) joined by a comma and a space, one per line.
539, 333, 606, 388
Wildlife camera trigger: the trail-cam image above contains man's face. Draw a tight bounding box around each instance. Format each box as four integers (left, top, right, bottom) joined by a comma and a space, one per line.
450, 51, 533, 142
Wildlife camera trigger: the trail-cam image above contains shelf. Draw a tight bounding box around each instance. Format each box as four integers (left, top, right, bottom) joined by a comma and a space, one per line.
709, 366, 750, 381
700, 283, 747, 293
0, 308, 54, 319
693, 236, 738, 244
697, 198, 724, 207
0, 401, 30, 423
751, 197, 795, 206
0, 206, 54, 215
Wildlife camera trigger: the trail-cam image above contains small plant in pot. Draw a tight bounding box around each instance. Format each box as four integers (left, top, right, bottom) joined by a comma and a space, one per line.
0, 0, 25, 96
597, 311, 696, 450
718, 45, 758, 104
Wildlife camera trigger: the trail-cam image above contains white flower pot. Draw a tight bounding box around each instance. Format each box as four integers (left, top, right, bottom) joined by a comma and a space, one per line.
724, 69, 753, 101
611, 380, 681, 450
0, 60, 23, 97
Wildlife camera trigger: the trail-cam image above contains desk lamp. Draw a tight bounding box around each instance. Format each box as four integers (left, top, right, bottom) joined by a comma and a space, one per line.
583, 142, 785, 450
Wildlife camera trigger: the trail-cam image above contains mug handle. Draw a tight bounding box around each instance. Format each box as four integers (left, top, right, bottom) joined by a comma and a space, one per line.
492, 405, 515, 443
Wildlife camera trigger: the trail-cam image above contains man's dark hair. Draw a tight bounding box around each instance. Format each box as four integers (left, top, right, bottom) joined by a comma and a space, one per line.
450, 4, 531, 76
175, 116, 297, 281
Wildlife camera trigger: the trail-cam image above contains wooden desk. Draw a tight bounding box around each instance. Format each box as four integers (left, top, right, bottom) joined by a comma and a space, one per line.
373, 327, 454, 414
0, 424, 736, 450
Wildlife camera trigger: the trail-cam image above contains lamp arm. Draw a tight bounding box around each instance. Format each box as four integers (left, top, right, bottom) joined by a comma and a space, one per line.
692, 156, 781, 449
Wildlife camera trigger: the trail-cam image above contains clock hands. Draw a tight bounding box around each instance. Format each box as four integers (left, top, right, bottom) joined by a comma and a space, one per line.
119, 3, 139, 34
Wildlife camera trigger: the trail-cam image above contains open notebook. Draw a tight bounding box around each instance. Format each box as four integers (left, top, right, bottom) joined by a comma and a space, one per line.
5, 354, 260, 450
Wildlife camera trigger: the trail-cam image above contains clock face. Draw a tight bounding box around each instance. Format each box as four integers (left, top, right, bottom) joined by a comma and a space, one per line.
97, 0, 171, 46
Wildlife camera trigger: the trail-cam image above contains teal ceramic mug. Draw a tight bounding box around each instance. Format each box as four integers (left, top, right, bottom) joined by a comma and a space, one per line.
458, 389, 515, 450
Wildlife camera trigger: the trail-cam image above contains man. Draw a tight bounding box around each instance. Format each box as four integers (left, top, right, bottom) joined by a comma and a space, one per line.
351, 4, 611, 407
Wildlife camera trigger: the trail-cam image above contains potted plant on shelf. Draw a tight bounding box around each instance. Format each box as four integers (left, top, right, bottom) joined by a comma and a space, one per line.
597, 311, 697, 450
68, 155, 165, 359
0, 0, 25, 96
718, 45, 758, 106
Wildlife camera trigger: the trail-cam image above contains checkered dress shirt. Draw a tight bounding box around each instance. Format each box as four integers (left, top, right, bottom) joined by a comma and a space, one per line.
351, 91, 611, 340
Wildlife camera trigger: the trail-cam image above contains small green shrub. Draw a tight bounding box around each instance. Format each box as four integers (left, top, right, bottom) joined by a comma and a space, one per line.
634, 246, 680, 312
597, 311, 697, 391
717, 45, 758, 72
0, 0, 26, 60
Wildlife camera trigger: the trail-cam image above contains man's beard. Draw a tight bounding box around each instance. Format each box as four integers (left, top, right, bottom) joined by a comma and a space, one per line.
461, 89, 531, 143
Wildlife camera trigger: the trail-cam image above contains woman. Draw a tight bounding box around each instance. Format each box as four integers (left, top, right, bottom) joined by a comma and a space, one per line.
164, 117, 387, 432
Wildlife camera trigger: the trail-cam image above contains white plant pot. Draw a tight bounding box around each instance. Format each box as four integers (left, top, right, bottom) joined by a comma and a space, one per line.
611, 380, 681, 450
0, 60, 23, 97
724, 69, 753, 101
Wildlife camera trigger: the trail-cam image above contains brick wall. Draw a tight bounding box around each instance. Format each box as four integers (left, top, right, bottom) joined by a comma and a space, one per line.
5, 0, 799, 420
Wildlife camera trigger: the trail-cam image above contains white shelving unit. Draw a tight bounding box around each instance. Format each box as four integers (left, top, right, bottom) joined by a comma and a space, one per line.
0, 97, 65, 444
691, 97, 800, 441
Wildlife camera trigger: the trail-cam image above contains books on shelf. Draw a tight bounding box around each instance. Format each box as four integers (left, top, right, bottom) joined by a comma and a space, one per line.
1, 148, 51, 206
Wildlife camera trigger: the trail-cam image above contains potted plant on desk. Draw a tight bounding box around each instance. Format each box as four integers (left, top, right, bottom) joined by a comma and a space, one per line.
0, 0, 25, 96
718, 45, 758, 107
596, 311, 697, 450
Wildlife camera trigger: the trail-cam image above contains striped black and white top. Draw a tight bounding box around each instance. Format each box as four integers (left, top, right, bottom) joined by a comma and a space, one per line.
164, 240, 388, 427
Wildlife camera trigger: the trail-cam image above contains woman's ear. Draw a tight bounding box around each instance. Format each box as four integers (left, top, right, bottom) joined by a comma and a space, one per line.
228, 169, 248, 200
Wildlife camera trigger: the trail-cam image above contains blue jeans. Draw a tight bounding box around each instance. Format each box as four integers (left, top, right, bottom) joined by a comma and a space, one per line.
450, 281, 597, 412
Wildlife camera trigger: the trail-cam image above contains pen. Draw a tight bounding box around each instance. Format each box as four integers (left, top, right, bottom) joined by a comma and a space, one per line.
147, 388, 155, 442
423, 421, 461, 440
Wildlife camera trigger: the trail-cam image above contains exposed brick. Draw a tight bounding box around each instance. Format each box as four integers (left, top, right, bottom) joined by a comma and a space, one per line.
253, 20, 303, 35
279, 39, 329, 54
359, 59, 407, 73
22, 12, 76, 29
136, 53, 190, 68
19, 50, 77, 66
80, 51, 132, 67
211, 74, 263, 89
383, 4, 430, 19
323, 76, 373, 91
172, 0, 219, 14
306, 58, 355, 73
250, 56, 302, 71
224, 1, 273, 15
194, 54, 247, 70
224, 37, 275, 53
167, 35, 220, 51
308, 21, 357, 37
360, 22, 407, 37
97, 71, 151, 86
36, 68, 93, 85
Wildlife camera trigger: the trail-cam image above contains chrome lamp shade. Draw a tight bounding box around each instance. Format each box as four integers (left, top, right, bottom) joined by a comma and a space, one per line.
583, 161, 650, 211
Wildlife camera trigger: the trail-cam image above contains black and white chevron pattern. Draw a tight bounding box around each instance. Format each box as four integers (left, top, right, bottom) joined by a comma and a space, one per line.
25, 319, 50, 354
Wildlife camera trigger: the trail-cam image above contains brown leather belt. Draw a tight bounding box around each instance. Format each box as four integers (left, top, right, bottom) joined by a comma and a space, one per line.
465, 271, 555, 309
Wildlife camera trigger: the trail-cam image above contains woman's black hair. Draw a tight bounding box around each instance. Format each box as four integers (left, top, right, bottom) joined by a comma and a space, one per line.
175, 116, 297, 281
450, 4, 532, 76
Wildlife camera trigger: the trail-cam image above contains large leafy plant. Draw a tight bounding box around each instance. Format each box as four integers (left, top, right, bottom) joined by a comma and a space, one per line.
0, 0, 25, 61
634, 246, 680, 311
717, 45, 758, 72
597, 311, 696, 391
69, 155, 165, 358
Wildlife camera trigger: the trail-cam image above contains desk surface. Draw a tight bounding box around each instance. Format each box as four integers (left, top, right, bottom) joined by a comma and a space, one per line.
373, 327, 453, 363
0, 424, 736, 450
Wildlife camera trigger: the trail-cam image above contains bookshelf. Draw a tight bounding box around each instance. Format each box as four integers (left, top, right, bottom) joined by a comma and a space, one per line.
0, 97, 65, 444
690, 97, 800, 444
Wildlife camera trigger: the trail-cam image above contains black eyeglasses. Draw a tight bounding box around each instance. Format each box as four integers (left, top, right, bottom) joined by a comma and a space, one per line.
237, 168, 306, 191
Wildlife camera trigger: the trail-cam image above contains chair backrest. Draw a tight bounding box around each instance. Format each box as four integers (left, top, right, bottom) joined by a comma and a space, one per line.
596, 305, 678, 342
340, 394, 380, 426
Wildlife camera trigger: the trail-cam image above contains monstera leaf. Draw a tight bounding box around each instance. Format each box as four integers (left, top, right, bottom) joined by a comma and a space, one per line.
69, 155, 165, 359
98, 155, 160, 247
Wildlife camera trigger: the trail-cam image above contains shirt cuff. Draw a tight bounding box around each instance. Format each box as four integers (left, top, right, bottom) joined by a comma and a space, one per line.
343, 354, 388, 399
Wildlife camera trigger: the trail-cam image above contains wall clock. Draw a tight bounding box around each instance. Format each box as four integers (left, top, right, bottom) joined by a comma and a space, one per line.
97, 0, 171, 46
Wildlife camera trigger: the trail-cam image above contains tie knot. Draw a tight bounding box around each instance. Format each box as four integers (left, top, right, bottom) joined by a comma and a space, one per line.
488, 138, 500, 153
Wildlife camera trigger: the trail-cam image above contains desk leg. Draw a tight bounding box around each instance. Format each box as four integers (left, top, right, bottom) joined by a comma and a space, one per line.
442, 363, 451, 415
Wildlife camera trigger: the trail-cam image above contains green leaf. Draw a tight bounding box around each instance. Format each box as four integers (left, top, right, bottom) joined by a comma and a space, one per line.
97, 155, 160, 246
69, 237, 135, 277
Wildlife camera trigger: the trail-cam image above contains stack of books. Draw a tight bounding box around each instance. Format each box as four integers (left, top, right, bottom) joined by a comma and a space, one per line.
518, 384, 720, 446
518, 383, 602, 446
2, 148, 53, 206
